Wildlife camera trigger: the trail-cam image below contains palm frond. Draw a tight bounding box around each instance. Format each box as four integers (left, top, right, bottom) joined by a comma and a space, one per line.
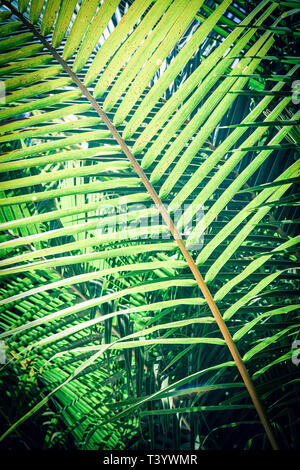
0, 0, 299, 450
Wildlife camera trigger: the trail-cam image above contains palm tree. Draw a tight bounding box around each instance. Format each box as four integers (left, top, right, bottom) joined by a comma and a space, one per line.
0, 0, 299, 450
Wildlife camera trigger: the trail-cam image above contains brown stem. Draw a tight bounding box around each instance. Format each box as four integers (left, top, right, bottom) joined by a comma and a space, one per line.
2, 1, 279, 450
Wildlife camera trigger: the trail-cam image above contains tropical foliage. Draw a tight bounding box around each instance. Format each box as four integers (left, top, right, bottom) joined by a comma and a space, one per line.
0, 0, 299, 450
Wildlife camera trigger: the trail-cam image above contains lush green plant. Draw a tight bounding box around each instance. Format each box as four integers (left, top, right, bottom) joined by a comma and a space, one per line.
0, 0, 299, 450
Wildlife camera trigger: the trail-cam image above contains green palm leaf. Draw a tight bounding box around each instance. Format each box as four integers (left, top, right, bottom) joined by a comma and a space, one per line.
0, 0, 299, 450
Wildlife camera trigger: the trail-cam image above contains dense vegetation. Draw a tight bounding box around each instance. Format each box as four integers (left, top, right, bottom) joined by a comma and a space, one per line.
0, 0, 299, 450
